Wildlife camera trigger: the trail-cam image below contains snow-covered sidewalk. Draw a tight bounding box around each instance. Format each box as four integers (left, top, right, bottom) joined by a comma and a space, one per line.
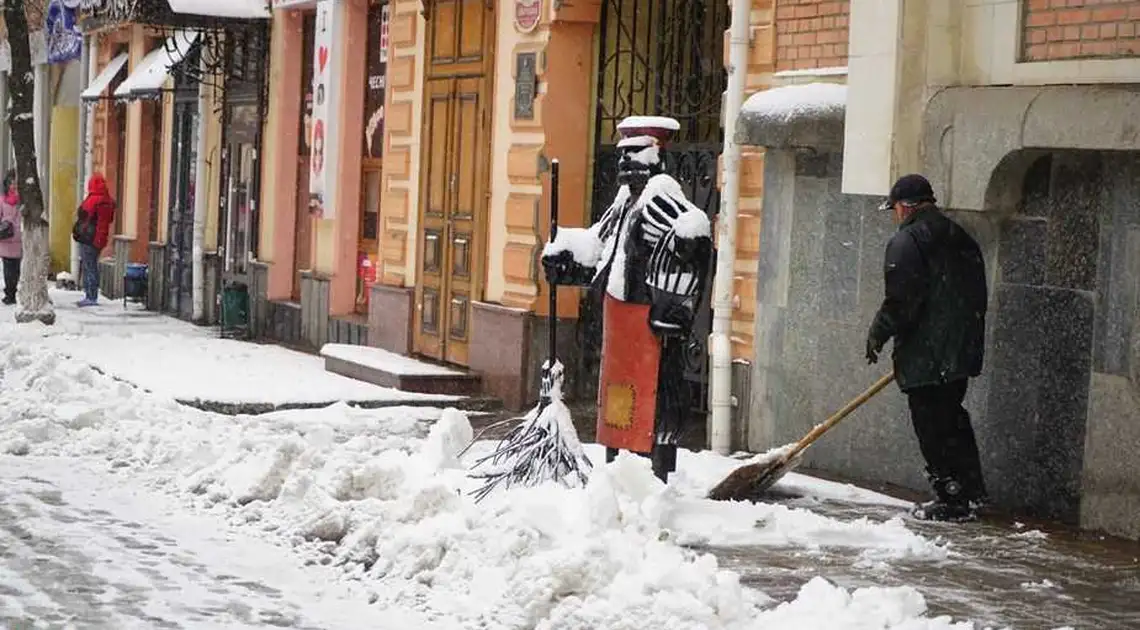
0, 456, 434, 629
0, 316, 983, 629
24, 290, 459, 410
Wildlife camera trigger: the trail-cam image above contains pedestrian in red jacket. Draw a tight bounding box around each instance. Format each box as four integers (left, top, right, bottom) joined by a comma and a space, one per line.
72, 174, 117, 307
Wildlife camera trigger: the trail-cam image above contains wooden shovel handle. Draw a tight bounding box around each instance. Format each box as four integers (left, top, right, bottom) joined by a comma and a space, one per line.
783, 371, 895, 463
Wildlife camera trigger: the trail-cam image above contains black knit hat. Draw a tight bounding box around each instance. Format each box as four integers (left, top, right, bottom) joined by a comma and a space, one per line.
878, 173, 936, 211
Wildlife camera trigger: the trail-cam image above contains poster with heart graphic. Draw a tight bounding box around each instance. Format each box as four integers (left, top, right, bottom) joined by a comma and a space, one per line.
309, 0, 338, 220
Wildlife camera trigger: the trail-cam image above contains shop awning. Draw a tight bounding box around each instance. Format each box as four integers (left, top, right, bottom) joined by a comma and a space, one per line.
80, 53, 129, 102
166, 0, 271, 19
113, 31, 201, 100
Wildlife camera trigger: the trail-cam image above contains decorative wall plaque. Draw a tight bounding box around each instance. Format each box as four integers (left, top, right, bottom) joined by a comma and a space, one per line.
514, 0, 541, 34
513, 52, 537, 120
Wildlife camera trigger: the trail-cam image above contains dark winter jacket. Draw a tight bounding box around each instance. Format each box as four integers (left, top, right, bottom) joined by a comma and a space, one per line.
75, 174, 117, 251
868, 205, 988, 392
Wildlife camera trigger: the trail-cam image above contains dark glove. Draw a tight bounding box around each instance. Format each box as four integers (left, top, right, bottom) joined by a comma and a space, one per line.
672, 234, 712, 265
541, 250, 577, 286
649, 297, 694, 339
865, 335, 884, 365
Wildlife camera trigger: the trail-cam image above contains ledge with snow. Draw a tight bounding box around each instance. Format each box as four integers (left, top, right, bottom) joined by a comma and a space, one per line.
320, 343, 482, 397
736, 82, 847, 152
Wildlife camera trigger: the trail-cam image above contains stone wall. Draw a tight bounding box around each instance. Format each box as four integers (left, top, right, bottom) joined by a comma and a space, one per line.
750, 143, 1140, 538
749, 149, 922, 488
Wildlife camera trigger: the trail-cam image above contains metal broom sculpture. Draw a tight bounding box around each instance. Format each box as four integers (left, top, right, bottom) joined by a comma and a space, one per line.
469, 160, 592, 501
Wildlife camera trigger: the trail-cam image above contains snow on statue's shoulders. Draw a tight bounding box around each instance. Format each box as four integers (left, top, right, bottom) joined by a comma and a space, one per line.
543, 227, 603, 267
742, 82, 847, 123
673, 206, 711, 239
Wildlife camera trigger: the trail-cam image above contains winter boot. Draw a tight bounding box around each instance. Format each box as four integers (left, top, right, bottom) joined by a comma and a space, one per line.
910, 474, 977, 523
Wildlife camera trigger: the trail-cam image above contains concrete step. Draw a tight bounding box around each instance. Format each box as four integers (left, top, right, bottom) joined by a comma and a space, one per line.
320, 343, 482, 396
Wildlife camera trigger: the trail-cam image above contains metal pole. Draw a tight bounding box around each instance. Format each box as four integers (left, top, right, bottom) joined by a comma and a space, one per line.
0, 70, 9, 177
73, 38, 91, 279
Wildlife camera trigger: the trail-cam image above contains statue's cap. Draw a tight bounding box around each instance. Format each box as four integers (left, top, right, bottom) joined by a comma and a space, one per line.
617, 116, 680, 145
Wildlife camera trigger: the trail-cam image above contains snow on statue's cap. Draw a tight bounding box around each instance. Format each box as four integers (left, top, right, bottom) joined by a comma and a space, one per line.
617, 116, 680, 145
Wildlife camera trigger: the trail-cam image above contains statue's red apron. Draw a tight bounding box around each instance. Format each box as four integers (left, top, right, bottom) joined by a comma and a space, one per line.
596, 294, 660, 454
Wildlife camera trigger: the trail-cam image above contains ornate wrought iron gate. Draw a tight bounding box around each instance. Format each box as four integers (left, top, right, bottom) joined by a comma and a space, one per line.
579, 0, 728, 424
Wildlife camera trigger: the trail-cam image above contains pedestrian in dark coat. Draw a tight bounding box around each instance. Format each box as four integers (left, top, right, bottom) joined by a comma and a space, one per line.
865, 174, 989, 522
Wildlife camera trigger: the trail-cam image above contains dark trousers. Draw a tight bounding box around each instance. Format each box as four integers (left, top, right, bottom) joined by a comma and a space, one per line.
79, 244, 100, 301
906, 379, 986, 501
2, 257, 20, 302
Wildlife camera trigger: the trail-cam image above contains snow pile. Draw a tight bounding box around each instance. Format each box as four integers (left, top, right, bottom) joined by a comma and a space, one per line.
753, 578, 972, 629
0, 329, 966, 629
741, 82, 847, 124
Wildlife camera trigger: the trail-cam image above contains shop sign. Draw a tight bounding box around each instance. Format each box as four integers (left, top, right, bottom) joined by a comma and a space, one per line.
77, 0, 138, 23
45, 0, 83, 65
272, 0, 313, 8
514, 0, 541, 34
309, 0, 343, 221
363, 3, 389, 159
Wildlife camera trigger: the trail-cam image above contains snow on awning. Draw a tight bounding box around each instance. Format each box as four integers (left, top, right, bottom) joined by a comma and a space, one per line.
737, 82, 848, 151
80, 53, 129, 102
166, 0, 271, 19
113, 31, 200, 100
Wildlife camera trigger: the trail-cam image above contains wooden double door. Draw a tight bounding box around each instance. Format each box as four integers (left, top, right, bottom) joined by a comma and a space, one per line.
414, 0, 494, 366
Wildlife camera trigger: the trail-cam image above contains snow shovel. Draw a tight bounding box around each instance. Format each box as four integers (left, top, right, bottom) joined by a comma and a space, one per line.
707, 371, 895, 501
469, 159, 592, 501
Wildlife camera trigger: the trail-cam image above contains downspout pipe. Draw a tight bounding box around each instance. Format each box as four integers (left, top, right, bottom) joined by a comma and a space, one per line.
191, 53, 210, 322
709, 0, 751, 455
74, 39, 92, 280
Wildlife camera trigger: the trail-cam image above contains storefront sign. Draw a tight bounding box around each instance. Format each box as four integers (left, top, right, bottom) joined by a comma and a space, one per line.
363, 3, 389, 159
514, 52, 537, 120
77, 0, 138, 23
45, 0, 83, 65
272, 0, 313, 8
309, 0, 343, 221
514, 0, 541, 33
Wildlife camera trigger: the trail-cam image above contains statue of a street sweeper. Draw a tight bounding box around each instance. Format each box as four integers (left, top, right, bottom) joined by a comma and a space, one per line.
541, 116, 714, 482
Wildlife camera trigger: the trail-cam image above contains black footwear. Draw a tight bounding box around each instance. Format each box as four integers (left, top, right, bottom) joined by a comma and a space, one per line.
2, 296, 14, 305
910, 499, 977, 522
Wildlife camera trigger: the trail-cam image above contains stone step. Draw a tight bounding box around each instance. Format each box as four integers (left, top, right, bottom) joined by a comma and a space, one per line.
320, 343, 482, 396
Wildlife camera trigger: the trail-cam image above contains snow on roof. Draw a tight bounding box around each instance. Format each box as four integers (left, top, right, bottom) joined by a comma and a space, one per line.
773, 66, 849, 79
167, 0, 271, 19
741, 82, 847, 124
80, 53, 129, 102
114, 31, 200, 99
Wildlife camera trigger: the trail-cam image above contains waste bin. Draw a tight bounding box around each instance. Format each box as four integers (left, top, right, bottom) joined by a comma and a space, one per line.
221, 281, 249, 331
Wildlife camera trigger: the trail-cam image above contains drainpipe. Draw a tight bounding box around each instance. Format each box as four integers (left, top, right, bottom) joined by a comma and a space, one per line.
80, 36, 97, 277
191, 54, 210, 322
73, 39, 92, 280
709, 0, 751, 455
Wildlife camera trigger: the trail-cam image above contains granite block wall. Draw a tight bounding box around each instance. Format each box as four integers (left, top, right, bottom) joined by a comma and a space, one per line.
750, 147, 1140, 537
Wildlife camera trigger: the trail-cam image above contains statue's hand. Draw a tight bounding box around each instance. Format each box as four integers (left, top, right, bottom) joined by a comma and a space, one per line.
648, 297, 694, 339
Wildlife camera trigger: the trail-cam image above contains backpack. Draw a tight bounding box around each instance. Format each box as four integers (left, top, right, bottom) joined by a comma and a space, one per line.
72, 207, 97, 245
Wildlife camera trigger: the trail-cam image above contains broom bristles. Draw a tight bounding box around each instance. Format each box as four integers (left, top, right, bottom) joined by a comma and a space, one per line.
469, 371, 592, 502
